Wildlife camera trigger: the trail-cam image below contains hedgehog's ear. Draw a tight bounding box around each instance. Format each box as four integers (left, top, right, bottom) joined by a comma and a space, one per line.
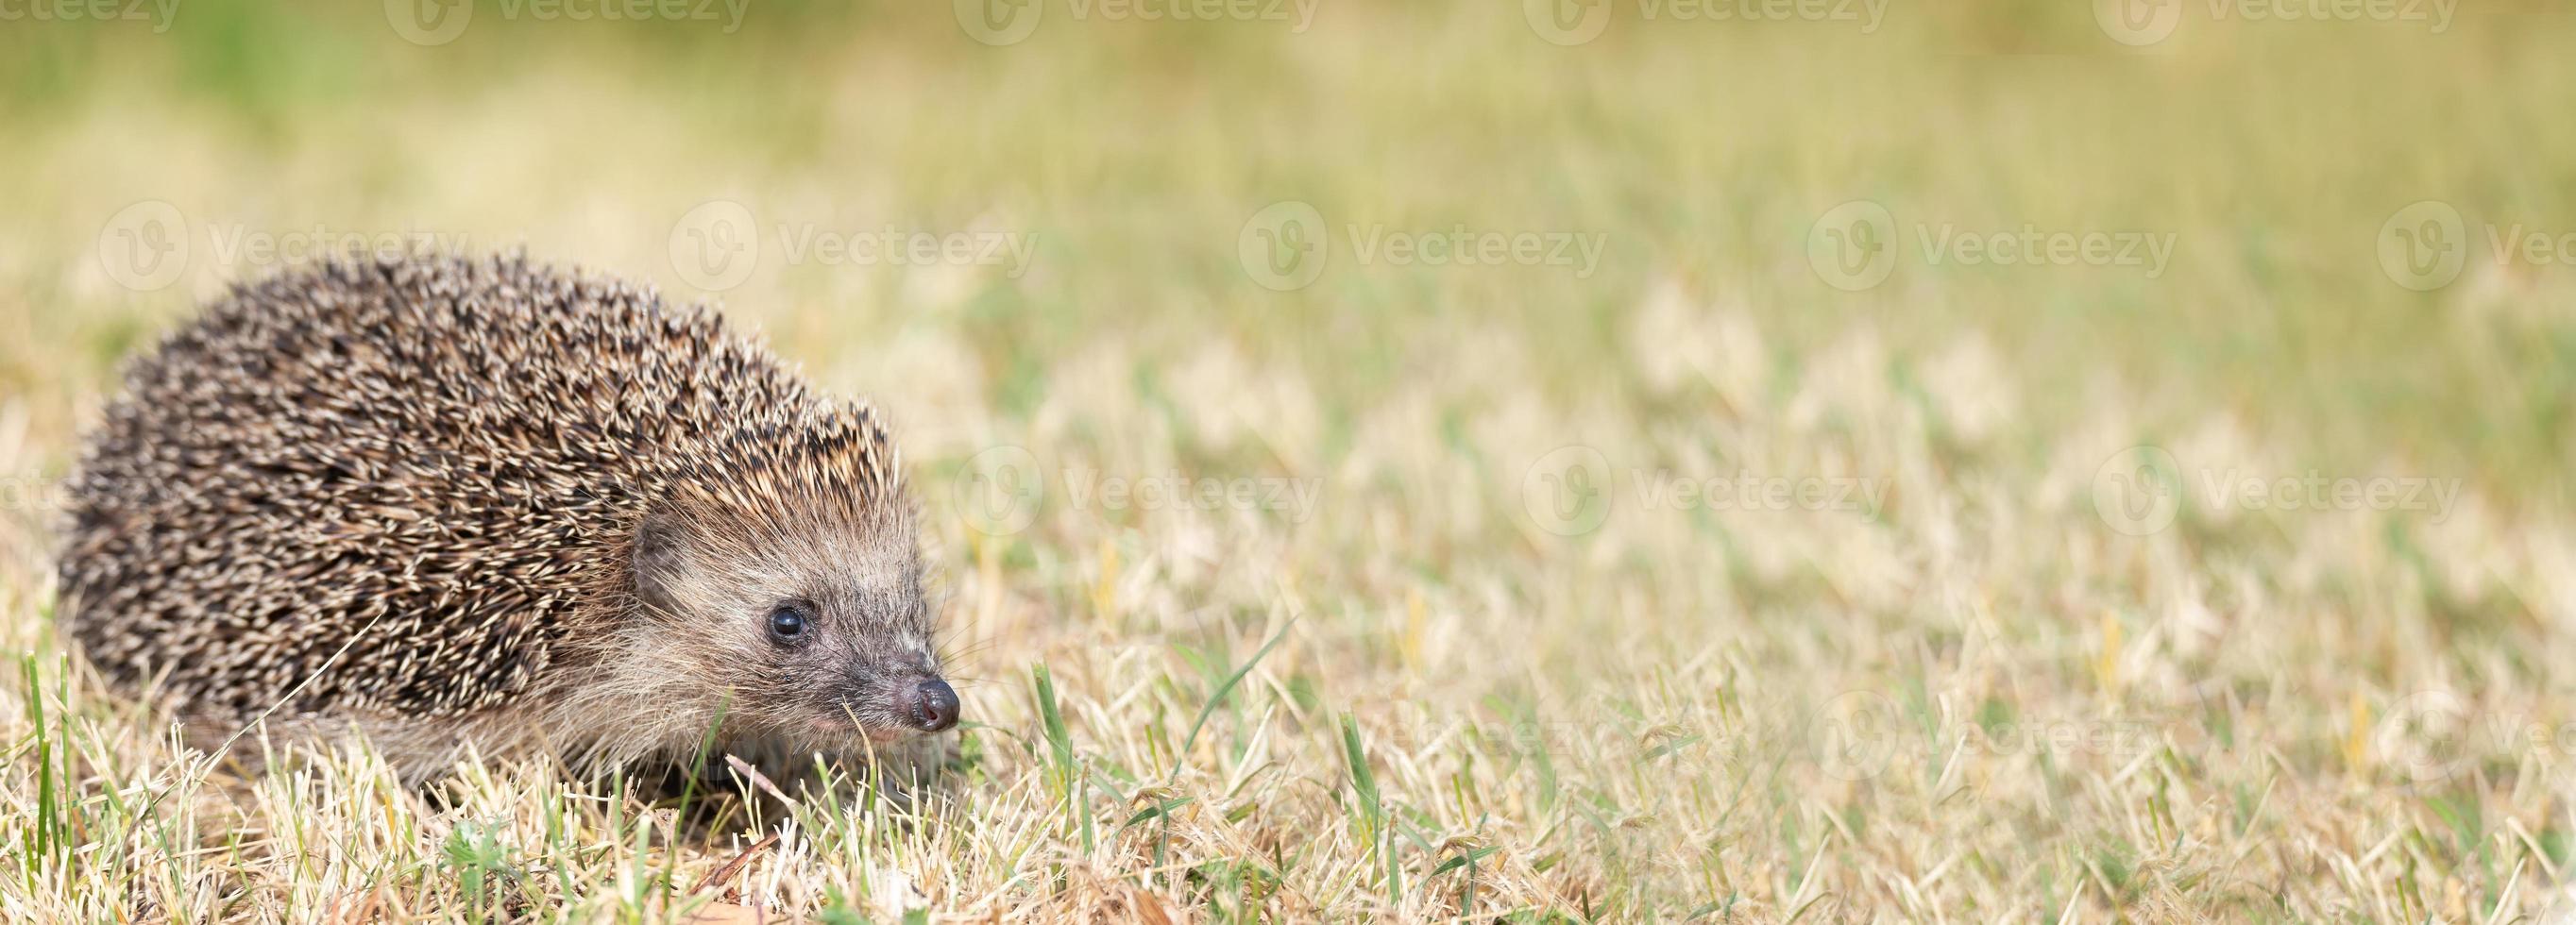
630, 512, 691, 610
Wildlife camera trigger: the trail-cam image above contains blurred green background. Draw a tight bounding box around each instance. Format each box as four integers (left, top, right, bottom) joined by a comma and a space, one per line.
1, 0, 2568, 499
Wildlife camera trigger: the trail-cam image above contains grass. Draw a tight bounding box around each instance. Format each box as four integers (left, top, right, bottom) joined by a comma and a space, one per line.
4, 1, 2576, 919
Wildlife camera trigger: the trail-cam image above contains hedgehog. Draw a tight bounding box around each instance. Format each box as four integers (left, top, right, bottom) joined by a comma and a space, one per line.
57, 252, 958, 782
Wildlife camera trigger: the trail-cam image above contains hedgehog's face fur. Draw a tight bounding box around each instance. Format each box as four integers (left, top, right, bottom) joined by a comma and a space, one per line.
606, 473, 952, 755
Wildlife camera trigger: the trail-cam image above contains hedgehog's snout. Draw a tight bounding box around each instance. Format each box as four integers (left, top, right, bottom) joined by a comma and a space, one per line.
897, 678, 959, 732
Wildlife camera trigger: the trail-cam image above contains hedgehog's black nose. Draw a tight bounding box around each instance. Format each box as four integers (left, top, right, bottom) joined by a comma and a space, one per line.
904, 678, 959, 732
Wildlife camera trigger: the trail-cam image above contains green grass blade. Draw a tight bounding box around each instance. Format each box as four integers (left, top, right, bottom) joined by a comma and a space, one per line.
1179, 615, 1297, 761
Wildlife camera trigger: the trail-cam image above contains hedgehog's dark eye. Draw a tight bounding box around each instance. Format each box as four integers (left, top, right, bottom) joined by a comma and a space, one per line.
766, 604, 811, 646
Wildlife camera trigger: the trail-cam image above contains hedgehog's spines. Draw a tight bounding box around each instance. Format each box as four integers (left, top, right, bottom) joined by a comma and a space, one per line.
59, 251, 911, 726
